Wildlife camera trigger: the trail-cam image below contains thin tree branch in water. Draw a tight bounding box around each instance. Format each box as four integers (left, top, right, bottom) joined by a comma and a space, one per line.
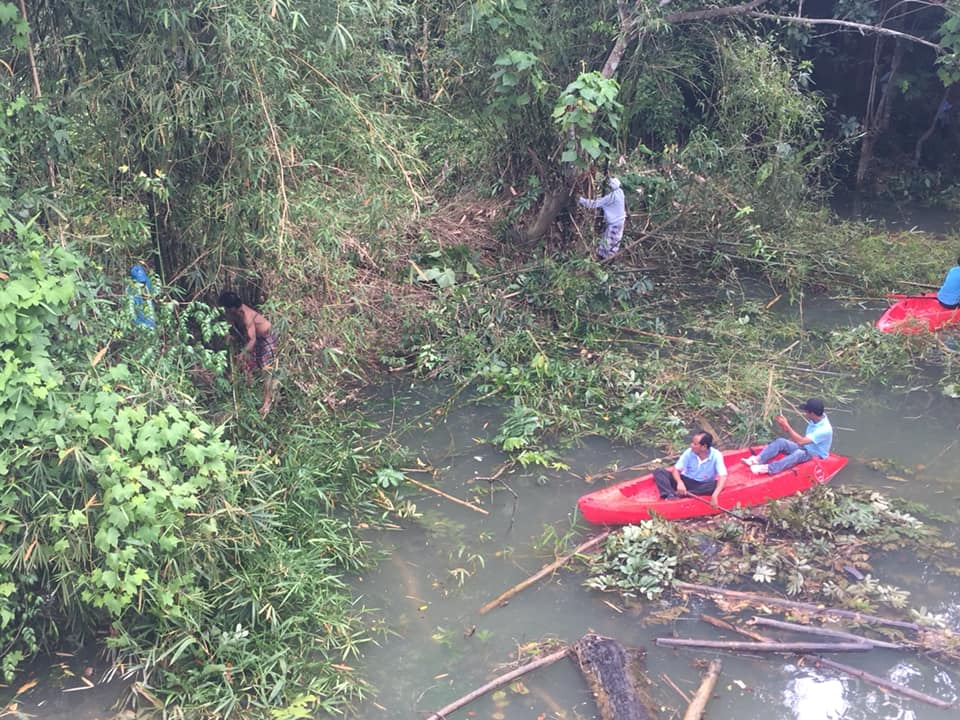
478, 531, 611, 614
423, 646, 572, 720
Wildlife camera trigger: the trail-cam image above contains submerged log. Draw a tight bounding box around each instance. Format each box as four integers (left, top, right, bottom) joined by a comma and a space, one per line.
573, 633, 657, 720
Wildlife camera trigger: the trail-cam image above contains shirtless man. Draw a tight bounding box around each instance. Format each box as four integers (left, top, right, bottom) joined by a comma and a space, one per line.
218, 291, 277, 416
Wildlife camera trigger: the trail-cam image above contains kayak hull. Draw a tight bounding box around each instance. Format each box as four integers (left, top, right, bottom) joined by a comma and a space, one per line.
577, 447, 848, 525
876, 293, 960, 334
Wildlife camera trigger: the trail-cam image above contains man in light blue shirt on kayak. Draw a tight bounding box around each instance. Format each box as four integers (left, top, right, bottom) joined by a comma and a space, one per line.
936, 256, 960, 309
743, 398, 833, 475
653, 431, 727, 506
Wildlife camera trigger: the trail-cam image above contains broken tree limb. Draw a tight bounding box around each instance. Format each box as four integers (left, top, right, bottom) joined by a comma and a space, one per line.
423, 646, 572, 720
657, 638, 872, 653
682, 659, 722, 720
675, 582, 921, 631
750, 616, 903, 649
805, 656, 957, 711
713, 620, 958, 712
700, 613, 770, 643
478, 531, 611, 615
405, 476, 489, 515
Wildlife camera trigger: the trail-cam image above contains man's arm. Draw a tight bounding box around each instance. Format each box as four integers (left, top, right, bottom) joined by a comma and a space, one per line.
670, 466, 688, 495
775, 415, 812, 445
242, 314, 257, 355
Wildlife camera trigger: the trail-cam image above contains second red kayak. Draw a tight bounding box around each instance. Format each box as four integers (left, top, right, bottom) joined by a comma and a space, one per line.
577, 447, 848, 525
876, 293, 960, 334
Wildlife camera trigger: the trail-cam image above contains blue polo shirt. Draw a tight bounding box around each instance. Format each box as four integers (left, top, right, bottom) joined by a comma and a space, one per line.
937, 266, 960, 306
674, 447, 727, 482
805, 416, 833, 459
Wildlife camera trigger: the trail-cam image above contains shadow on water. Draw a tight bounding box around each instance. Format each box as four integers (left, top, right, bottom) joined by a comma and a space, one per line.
355, 333, 960, 719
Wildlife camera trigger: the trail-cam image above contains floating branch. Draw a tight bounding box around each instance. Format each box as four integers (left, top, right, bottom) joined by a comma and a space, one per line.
750, 616, 903, 649
682, 659, 722, 720
657, 638, 872, 653
478, 531, 611, 615
405, 476, 489, 515
675, 581, 921, 631
423, 646, 572, 720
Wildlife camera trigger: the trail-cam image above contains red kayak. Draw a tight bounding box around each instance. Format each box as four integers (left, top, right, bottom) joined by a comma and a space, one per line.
876, 293, 960, 334
577, 447, 848, 525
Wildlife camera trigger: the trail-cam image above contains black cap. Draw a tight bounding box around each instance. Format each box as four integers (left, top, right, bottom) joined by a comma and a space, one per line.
799, 398, 825, 415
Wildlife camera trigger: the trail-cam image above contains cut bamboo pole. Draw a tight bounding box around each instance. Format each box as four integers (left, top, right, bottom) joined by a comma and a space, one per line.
682, 659, 722, 720
423, 647, 571, 720
478, 531, 611, 614
751, 616, 903, 649
675, 582, 921, 631
406, 476, 489, 515
657, 638, 872, 653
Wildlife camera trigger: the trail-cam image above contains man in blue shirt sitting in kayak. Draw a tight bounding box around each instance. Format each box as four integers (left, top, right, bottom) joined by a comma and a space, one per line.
653, 431, 727, 506
743, 398, 833, 475
936, 256, 960, 309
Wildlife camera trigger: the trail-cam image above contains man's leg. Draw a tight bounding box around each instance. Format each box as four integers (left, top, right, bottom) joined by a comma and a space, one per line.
653, 468, 677, 498
685, 476, 716, 496
767, 447, 810, 474
757, 438, 800, 464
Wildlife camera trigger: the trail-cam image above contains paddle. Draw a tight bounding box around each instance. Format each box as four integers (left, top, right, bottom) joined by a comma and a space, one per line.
682, 491, 767, 525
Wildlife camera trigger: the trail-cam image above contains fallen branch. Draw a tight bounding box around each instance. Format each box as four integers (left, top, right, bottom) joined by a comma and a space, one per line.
660, 673, 691, 704
423, 646, 572, 720
682, 659, 722, 720
675, 582, 921, 631
700, 614, 769, 643
478, 531, 611, 614
807, 656, 957, 711
709, 619, 957, 711
750, 616, 903, 649
657, 638, 872, 653
406, 476, 489, 515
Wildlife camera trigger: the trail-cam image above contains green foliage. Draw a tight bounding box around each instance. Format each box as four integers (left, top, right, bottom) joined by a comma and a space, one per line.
553, 72, 623, 164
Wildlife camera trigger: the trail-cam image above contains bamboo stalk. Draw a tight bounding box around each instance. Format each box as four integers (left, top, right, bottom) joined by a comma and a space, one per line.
682, 659, 722, 720
657, 638, 872, 653
423, 647, 572, 720
675, 582, 922, 631
405, 477, 488, 515
478, 531, 611, 615
751, 616, 903, 649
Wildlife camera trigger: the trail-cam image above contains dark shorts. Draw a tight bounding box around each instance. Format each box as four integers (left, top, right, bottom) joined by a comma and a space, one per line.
246, 333, 278, 371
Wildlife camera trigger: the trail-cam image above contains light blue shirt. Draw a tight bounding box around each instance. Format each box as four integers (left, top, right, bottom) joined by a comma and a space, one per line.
674, 447, 727, 482
937, 265, 960, 306
804, 416, 833, 459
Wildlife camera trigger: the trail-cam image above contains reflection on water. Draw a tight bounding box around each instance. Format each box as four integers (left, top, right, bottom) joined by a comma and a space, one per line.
783, 668, 848, 720
355, 315, 960, 719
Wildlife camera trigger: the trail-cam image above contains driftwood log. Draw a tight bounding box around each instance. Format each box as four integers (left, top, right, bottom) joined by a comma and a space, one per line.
573, 634, 657, 720
682, 659, 721, 720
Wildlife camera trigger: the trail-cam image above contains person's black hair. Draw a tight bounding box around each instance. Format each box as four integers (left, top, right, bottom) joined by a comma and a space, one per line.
218, 291, 242, 308
695, 431, 713, 449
